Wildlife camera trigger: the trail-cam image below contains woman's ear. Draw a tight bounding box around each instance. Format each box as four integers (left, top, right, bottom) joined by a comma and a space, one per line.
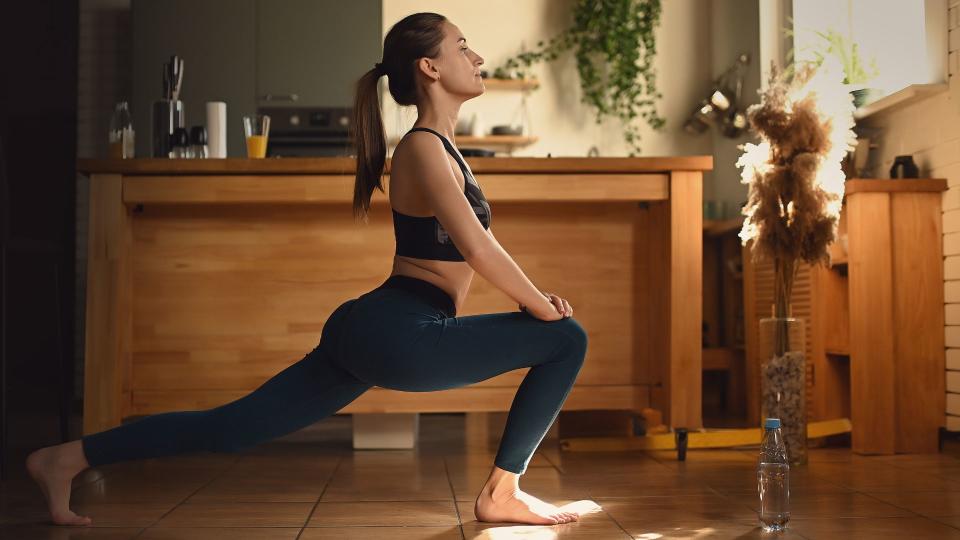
416, 57, 440, 82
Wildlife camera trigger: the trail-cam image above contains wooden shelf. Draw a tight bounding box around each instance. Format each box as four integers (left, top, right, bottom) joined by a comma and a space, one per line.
703, 216, 744, 237
845, 178, 948, 194
853, 84, 948, 121
481, 77, 540, 91
386, 135, 539, 151
703, 347, 742, 371
456, 135, 538, 147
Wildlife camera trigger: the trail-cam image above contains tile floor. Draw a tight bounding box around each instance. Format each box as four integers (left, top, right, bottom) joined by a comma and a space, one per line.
4, 413, 960, 539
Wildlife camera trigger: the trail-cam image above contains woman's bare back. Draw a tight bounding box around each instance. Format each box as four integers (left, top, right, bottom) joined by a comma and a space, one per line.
388, 133, 479, 314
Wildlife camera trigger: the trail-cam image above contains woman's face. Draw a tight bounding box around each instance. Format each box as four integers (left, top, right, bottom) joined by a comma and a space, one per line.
422, 20, 485, 99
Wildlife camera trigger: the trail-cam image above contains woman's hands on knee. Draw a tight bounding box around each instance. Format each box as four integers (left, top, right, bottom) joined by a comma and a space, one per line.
519, 291, 573, 321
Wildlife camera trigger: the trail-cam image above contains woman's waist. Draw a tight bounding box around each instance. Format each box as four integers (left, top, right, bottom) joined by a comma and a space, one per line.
365, 271, 460, 319
391, 257, 470, 312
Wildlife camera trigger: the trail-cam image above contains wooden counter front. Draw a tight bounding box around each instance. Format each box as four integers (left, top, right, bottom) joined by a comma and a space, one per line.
77, 157, 711, 436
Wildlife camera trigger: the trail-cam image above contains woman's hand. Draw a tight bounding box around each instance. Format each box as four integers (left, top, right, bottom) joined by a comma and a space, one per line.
519, 291, 573, 321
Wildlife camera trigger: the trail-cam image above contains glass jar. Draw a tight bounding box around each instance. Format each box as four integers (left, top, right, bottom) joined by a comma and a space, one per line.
108, 101, 135, 159
759, 304, 807, 466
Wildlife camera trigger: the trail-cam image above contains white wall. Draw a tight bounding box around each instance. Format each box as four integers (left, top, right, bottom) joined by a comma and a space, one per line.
708, 0, 762, 218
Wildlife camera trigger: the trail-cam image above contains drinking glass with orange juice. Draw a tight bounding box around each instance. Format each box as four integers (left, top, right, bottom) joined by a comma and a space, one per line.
242, 114, 270, 158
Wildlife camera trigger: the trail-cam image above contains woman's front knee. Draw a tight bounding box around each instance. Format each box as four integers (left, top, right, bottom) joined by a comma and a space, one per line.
553, 316, 588, 358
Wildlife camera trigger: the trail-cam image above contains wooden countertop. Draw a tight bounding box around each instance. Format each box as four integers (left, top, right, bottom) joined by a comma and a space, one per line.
77, 156, 714, 175
844, 178, 947, 193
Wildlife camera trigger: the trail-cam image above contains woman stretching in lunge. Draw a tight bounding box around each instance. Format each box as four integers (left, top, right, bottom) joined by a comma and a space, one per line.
27, 12, 589, 527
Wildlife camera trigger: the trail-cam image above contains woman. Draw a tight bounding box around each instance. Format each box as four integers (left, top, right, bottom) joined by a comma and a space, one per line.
26, 12, 588, 527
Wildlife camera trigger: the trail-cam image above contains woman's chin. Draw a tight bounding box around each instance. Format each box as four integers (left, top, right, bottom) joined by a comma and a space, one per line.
463, 87, 485, 100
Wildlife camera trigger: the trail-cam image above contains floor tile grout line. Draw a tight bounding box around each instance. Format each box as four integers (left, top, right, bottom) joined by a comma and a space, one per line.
539, 448, 565, 475
595, 506, 643, 539
925, 515, 960, 531
295, 454, 343, 540
442, 457, 467, 540
132, 453, 244, 537
849, 488, 930, 520
705, 484, 763, 518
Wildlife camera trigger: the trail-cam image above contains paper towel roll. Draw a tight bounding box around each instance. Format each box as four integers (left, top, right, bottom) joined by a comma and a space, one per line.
205, 101, 227, 158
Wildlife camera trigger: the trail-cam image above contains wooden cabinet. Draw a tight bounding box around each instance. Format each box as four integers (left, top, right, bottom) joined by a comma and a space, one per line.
702, 217, 747, 422
76, 156, 711, 435
743, 178, 947, 453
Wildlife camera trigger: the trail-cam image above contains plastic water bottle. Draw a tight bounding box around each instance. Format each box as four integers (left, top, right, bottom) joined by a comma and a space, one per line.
758, 417, 790, 531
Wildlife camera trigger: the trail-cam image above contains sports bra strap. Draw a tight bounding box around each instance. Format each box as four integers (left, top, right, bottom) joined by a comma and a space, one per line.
407, 126, 470, 173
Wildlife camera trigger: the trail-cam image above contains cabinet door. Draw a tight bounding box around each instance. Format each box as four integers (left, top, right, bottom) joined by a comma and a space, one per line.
256, 0, 381, 107
132, 0, 257, 158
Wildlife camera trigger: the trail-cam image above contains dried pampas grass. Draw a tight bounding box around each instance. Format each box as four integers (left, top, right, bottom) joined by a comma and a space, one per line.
737, 58, 857, 331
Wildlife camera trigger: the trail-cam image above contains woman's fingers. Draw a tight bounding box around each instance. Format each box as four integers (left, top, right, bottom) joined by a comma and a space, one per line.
544, 293, 574, 317
547, 293, 564, 314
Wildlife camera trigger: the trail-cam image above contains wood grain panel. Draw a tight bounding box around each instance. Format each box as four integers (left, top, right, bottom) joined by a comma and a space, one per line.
78, 156, 714, 175
128, 202, 643, 406
848, 192, 896, 454
667, 171, 703, 429
84, 174, 133, 433
891, 192, 944, 452
122, 174, 669, 205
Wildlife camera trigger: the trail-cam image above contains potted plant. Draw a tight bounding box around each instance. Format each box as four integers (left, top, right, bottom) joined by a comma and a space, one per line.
786, 25, 880, 108
492, 0, 665, 156
736, 57, 857, 465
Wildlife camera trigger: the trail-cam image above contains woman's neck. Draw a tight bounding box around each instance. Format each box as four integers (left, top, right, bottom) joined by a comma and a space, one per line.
414, 101, 461, 141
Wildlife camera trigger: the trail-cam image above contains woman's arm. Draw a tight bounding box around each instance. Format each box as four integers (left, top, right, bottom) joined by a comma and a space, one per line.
470, 228, 558, 318
404, 133, 557, 318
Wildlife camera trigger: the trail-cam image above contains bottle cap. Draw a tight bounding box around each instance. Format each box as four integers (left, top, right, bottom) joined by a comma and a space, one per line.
190, 126, 207, 145
764, 418, 781, 429
172, 127, 190, 148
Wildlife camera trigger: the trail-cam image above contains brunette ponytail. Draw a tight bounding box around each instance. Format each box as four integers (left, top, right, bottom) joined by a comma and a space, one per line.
351, 12, 447, 221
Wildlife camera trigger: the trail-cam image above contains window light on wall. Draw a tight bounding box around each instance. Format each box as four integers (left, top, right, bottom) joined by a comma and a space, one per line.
790, 0, 947, 103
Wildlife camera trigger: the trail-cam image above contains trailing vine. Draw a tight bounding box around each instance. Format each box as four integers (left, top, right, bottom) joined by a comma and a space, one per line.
493, 0, 665, 155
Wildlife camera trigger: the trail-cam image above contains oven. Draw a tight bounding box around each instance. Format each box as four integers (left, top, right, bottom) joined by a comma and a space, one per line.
259, 106, 354, 157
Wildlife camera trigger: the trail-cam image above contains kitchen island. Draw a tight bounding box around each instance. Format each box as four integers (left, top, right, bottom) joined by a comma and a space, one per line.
77, 156, 711, 443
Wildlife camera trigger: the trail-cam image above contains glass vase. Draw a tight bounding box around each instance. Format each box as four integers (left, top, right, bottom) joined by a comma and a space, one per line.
759, 304, 807, 466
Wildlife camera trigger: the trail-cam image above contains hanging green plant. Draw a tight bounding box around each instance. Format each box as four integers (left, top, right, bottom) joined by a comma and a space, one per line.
493, 0, 666, 156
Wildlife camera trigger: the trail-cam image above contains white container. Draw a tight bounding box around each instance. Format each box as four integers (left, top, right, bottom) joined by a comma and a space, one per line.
205, 101, 227, 158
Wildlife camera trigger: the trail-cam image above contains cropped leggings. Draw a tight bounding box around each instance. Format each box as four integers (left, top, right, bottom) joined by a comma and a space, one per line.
81, 274, 589, 475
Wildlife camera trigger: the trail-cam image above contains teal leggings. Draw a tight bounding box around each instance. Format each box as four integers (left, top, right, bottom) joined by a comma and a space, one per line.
81, 275, 588, 475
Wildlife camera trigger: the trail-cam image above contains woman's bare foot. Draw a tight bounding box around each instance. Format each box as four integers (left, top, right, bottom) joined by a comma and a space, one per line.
25, 440, 92, 526
474, 465, 579, 525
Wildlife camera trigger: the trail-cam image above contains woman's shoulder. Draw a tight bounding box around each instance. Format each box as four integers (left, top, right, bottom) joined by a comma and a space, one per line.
393, 130, 448, 169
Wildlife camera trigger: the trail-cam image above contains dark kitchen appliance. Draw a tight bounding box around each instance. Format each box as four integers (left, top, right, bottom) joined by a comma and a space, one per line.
259, 106, 353, 157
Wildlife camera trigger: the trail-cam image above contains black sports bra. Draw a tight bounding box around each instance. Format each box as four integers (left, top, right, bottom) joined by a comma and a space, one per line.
392, 126, 492, 262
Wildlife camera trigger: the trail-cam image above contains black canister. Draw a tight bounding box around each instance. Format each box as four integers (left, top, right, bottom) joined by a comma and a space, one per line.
152, 99, 185, 157
189, 126, 209, 158
170, 127, 190, 158
890, 155, 919, 179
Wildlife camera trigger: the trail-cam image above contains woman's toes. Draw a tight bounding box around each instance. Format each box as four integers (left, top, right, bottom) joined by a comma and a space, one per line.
53, 512, 92, 526
551, 512, 571, 523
